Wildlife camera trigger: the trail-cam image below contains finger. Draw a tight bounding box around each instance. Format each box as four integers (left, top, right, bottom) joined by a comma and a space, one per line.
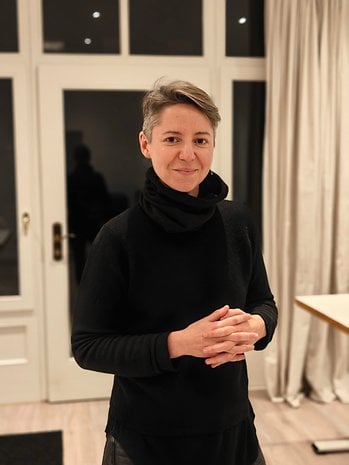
203, 341, 233, 355
205, 343, 254, 360
204, 322, 259, 338
205, 352, 246, 366
219, 308, 247, 320
224, 313, 252, 324
207, 305, 230, 322
203, 338, 255, 355
205, 347, 253, 365
203, 316, 252, 338
231, 343, 255, 353
217, 313, 252, 327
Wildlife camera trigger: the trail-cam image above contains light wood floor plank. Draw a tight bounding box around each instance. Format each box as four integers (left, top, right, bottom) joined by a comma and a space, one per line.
0, 399, 109, 465
0, 390, 348, 465
251, 390, 349, 465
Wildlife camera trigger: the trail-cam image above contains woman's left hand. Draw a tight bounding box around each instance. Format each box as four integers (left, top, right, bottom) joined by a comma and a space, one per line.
203, 309, 266, 368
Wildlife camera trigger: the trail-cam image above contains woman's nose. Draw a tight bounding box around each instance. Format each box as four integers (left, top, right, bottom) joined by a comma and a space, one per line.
178, 144, 195, 161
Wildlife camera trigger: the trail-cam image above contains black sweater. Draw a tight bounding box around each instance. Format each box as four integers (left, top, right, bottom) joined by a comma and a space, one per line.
71, 168, 277, 464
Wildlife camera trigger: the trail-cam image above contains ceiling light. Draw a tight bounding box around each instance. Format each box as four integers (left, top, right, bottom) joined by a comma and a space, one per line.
92, 11, 101, 18
84, 38, 92, 45
238, 17, 247, 24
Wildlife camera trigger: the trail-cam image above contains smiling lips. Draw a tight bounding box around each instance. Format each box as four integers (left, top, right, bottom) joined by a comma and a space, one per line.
173, 168, 198, 175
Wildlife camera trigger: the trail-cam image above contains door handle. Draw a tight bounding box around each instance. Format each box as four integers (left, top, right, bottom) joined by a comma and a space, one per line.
53, 222, 63, 261
52, 223, 76, 261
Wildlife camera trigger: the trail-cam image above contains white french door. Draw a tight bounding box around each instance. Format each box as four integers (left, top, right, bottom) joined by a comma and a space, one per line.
38, 64, 210, 401
0, 64, 41, 403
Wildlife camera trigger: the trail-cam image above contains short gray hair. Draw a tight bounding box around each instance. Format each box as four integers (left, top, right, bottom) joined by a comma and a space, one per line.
142, 79, 221, 141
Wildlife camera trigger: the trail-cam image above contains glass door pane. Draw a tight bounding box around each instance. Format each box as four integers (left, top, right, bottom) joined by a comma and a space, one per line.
0, 0, 18, 52
64, 90, 148, 320
232, 81, 266, 239
226, 0, 264, 57
129, 0, 203, 55
0, 79, 19, 295
42, 0, 120, 53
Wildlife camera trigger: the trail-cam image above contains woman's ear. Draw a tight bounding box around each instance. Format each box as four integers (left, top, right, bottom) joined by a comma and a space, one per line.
139, 131, 151, 159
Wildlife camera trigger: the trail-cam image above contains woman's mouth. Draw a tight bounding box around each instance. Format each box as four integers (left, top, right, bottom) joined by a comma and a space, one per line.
174, 169, 197, 175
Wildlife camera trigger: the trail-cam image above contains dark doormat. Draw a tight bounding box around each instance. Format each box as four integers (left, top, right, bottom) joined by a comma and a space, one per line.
0, 430, 63, 465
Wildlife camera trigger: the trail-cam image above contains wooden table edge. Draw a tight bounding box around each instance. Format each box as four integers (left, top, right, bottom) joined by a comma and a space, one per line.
295, 298, 349, 334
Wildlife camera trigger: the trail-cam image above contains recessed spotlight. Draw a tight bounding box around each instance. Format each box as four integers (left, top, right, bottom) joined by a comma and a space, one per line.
84, 38, 92, 45
238, 17, 247, 24
92, 11, 101, 19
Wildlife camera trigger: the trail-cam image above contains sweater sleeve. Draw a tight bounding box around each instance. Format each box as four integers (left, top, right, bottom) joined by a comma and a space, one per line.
244, 213, 278, 351
71, 222, 176, 378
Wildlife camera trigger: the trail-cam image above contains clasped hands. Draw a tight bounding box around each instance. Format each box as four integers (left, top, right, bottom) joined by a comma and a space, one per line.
168, 305, 266, 368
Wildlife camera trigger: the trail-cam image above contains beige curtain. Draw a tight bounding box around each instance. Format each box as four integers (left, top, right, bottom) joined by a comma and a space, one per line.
263, 0, 349, 406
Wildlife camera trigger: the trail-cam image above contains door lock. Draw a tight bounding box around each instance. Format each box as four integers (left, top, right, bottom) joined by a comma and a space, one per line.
21, 212, 30, 235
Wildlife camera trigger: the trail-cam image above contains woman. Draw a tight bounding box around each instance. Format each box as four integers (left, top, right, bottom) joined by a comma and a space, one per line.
71, 80, 277, 465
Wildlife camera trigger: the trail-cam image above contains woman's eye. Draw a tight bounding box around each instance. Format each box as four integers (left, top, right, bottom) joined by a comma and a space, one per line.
165, 136, 179, 143
195, 138, 208, 145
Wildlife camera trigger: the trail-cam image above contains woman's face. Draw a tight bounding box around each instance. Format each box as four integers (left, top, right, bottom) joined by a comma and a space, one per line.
139, 103, 214, 197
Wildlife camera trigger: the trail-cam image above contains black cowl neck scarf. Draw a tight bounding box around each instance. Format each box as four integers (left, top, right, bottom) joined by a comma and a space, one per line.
139, 167, 228, 233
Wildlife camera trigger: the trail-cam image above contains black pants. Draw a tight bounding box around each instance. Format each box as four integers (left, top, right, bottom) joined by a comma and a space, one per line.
102, 435, 132, 465
101, 435, 267, 465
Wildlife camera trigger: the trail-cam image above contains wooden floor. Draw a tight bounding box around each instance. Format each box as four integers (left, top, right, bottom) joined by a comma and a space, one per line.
0, 390, 348, 465
252, 390, 349, 465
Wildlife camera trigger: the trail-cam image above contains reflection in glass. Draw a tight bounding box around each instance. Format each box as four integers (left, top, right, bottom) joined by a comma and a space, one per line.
233, 81, 266, 239
0, 79, 19, 295
42, 0, 120, 54
67, 144, 112, 283
129, 0, 202, 55
0, 0, 18, 52
64, 90, 148, 318
226, 0, 264, 57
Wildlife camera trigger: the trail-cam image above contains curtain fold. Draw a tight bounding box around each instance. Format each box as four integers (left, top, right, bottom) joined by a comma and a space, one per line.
263, 0, 349, 406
